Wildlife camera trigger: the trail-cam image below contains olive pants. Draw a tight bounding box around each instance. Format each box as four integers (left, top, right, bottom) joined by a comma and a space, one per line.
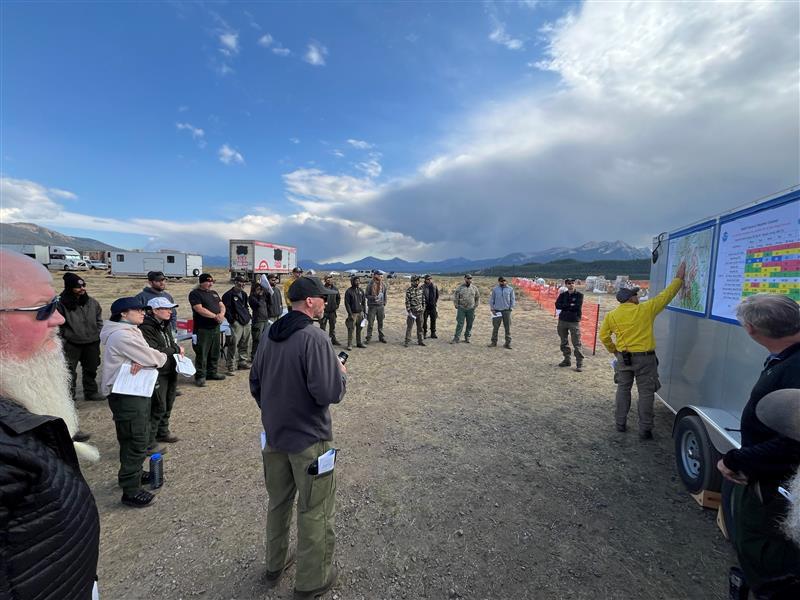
557, 321, 584, 361
490, 309, 512, 345
345, 312, 363, 348
251, 320, 269, 355
405, 311, 424, 344
454, 308, 475, 340
193, 327, 220, 380
319, 311, 338, 341
262, 440, 336, 593
614, 353, 660, 433
225, 320, 252, 369
63, 340, 101, 400
732, 483, 800, 591
149, 372, 177, 446
366, 305, 385, 342
108, 393, 151, 495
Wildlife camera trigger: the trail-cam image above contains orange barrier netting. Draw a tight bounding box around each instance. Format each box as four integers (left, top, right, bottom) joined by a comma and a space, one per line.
513, 278, 600, 355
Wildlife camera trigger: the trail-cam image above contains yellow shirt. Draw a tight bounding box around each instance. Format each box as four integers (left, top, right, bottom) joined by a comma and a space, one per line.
599, 278, 683, 354
283, 276, 298, 299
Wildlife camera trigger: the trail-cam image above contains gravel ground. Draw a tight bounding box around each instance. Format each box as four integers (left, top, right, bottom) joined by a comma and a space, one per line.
71, 270, 735, 600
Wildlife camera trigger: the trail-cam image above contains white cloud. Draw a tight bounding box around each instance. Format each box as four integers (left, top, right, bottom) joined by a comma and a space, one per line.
244, 10, 261, 30
289, 137, 300, 144
272, 46, 291, 57
332, 149, 345, 158
489, 19, 524, 51
304, 41, 328, 66
257, 33, 273, 47
0, 177, 69, 222
218, 144, 245, 165
356, 159, 382, 178
176, 122, 206, 148
346, 138, 373, 150
219, 32, 239, 56
178, 105, 189, 112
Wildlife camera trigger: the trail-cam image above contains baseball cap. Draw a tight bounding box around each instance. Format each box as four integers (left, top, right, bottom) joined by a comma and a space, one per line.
147, 297, 179, 310
464, 274, 473, 279
288, 276, 338, 302
411, 275, 420, 282
233, 275, 248, 283
564, 278, 576, 284
292, 267, 304, 274
110, 297, 147, 315
147, 271, 166, 281
498, 276, 507, 282
199, 273, 215, 283
616, 287, 640, 303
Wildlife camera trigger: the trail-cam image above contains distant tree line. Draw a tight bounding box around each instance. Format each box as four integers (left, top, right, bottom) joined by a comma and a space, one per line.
442, 258, 652, 280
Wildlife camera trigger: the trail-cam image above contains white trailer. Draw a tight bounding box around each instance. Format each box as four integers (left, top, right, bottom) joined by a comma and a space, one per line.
0, 244, 50, 266
229, 240, 297, 281
110, 251, 202, 278
650, 186, 799, 495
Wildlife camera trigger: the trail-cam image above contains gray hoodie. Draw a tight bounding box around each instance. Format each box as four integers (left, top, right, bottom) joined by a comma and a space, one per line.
99, 321, 167, 396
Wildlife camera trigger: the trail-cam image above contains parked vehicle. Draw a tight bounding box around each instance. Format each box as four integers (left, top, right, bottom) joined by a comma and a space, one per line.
229, 240, 297, 281
110, 251, 202, 277
650, 186, 799, 494
0, 244, 50, 266
88, 260, 108, 270
48, 246, 86, 271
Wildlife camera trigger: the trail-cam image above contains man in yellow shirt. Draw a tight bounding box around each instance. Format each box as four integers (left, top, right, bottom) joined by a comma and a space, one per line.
283, 267, 304, 309
599, 261, 685, 439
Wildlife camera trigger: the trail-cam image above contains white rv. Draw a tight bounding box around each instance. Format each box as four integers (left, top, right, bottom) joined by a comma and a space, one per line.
110, 251, 203, 278
229, 240, 297, 280
0, 244, 50, 266
48, 246, 88, 271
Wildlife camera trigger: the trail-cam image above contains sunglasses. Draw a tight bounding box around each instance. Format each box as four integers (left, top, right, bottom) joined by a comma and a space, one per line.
0, 295, 61, 321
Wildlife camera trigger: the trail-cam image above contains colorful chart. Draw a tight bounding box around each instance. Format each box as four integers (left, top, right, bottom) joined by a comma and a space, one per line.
743, 241, 800, 301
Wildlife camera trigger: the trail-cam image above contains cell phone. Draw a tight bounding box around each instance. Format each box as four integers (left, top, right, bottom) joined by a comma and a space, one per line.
337, 351, 349, 365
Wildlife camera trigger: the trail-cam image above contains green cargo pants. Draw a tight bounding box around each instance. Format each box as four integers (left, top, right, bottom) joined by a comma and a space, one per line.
225, 320, 252, 370
193, 326, 220, 380
614, 353, 660, 433
405, 310, 424, 344
261, 440, 336, 593
149, 372, 177, 446
454, 307, 475, 340
490, 309, 512, 345
108, 393, 151, 494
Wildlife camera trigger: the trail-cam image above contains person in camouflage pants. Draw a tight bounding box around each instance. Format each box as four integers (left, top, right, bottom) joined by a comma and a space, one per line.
404, 275, 427, 347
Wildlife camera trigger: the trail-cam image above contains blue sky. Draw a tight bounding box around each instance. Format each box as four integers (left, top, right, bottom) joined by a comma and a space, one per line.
2, 1, 798, 261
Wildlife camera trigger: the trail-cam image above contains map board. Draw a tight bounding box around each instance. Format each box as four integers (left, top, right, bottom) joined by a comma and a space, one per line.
711, 195, 799, 323
666, 221, 715, 315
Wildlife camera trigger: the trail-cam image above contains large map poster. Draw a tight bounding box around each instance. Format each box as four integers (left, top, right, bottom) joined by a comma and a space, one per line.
711, 197, 799, 322
666, 223, 714, 314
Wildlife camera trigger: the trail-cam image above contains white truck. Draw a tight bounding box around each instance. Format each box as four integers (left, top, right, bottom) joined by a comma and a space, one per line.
650, 186, 799, 495
229, 240, 297, 281
48, 246, 88, 271
110, 251, 203, 278
0, 244, 50, 267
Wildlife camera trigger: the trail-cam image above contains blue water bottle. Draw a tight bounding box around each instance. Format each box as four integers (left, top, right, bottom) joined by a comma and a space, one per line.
149, 453, 164, 490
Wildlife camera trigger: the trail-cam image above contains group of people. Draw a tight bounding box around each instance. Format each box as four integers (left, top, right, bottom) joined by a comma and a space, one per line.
1, 247, 798, 599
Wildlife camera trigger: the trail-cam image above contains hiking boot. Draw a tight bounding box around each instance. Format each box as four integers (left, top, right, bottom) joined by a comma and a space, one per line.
379, 338, 387, 344
430, 333, 438, 339
195, 378, 207, 387
488, 342, 497, 347
121, 489, 156, 508
616, 424, 627, 433
266, 551, 296, 588
346, 345, 352, 351
175, 390, 183, 397
418, 340, 426, 346
157, 432, 180, 443
207, 373, 226, 381
403, 340, 410, 348
450, 338, 459, 344
463, 337, 470, 344
504, 343, 512, 350
294, 565, 338, 600
237, 363, 250, 370
639, 430, 654, 440
356, 343, 367, 349
558, 358, 571, 367
331, 339, 341, 346
72, 430, 91, 442
575, 362, 583, 372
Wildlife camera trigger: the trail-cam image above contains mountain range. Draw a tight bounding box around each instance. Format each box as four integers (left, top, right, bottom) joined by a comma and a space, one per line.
0, 222, 649, 273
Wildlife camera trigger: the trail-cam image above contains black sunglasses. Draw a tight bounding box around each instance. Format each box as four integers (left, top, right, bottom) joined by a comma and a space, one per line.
0, 295, 61, 321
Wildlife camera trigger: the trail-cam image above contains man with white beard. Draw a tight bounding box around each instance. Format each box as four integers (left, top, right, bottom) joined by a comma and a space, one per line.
0, 249, 100, 599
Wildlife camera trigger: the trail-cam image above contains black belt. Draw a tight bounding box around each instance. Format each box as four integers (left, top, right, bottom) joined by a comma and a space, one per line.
621, 350, 656, 356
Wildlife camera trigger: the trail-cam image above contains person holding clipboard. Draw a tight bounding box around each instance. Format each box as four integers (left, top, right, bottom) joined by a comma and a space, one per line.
100, 297, 167, 508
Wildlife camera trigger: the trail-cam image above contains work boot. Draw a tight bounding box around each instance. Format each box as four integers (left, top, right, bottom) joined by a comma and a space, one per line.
237, 362, 250, 370
450, 337, 459, 344
463, 337, 470, 344
379, 337, 387, 344
266, 551, 296, 588
430, 333, 438, 339
346, 345, 352, 351
488, 341, 497, 347
403, 340, 409, 347
639, 430, 654, 440
418, 340, 426, 346
357, 343, 367, 348
207, 373, 226, 381
504, 342, 512, 350
558, 358, 571, 367
294, 565, 338, 600
575, 361, 583, 372
616, 423, 627, 432
157, 432, 180, 443
331, 338, 340, 346
195, 378, 207, 387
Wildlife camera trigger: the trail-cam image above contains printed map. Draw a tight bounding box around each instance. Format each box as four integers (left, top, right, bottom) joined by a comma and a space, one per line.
667, 227, 714, 313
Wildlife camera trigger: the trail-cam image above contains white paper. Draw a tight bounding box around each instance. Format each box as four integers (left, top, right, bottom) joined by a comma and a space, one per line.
174, 354, 196, 378
220, 320, 231, 335
407, 312, 416, 320
360, 317, 368, 328
610, 358, 618, 370
260, 431, 267, 450
92, 581, 99, 600
317, 448, 336, 474
492, 312, 503, 319
112, 363, 159, 397
191, 334, 197, 345
281, 307, 289, 316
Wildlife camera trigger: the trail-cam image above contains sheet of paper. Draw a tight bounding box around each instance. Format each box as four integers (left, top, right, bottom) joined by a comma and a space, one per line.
492, 312, 503, 319
360, 318, 368, 328
174, 354, 196, 378
111, 363, 159, 397
407, 312, 416, 320
260, 431, 267, 450
317, 448, 336, 474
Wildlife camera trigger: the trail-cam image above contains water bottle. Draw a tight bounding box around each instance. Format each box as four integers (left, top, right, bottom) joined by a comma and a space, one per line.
149, 453, 164, 490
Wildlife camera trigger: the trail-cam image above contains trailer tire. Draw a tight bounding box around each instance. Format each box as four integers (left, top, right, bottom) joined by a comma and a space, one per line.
674, 415, 723, 494
721, 479, 737, 542
192, 269, 200, 277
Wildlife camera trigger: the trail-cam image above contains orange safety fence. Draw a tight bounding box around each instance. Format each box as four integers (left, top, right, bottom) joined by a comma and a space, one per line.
513, 278, 600, 355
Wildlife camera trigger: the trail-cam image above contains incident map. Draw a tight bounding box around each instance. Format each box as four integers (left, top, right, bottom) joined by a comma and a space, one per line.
667, 226, 714, 314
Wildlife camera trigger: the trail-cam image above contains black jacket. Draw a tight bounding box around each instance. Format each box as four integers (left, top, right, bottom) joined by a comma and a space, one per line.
344, 286, 366, 316
57, 294, 103, 345
0, 397, 100, 600
249, 291, 270, 322
422, 283, 439, 308
139, 314, 181, 375
324, 285, 341, 314
723, 342, 800, 485
556, 291, 583, 322
222, 287, 252, 326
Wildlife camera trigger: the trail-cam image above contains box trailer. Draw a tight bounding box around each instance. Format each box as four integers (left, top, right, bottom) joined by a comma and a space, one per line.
649, 186, 799, 495
0, 244, 50, 266
229, 240, 297, 280
110, 251, 203, 278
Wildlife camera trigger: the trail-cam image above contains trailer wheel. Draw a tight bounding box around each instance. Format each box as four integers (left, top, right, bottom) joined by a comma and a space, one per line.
721, 479, 737, 542
674, 415, 723, 493
192, 269, 200, 277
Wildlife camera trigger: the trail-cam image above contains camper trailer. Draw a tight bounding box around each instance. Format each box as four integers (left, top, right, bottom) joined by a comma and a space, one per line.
650, 186, 799, 495
229, 240, 297, 280
0, 244, 50, 266
110, 251, 202, 278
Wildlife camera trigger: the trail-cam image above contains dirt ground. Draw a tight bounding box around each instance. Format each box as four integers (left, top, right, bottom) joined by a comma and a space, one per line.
68, 269, 735, 600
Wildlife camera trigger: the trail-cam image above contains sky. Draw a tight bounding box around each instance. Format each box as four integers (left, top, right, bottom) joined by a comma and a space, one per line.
1, 0, 798, 262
